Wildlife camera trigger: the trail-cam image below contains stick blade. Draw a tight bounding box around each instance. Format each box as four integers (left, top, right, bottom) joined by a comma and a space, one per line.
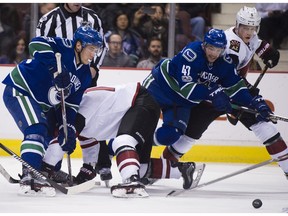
0, 164, 19, 183
66, 180, 98, 195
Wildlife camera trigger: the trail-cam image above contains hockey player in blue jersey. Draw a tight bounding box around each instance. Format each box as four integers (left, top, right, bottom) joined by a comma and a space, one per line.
2, 25, 103, 196
141, 28, 273, 181
159, 7, 288, 182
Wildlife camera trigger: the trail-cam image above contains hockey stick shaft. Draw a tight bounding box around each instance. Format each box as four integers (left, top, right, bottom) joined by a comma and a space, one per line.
0, 143, 68, 194
231, 104, 288, 123
55, 53, 68, 141
226, 65, 269, 125
196, 154, 288, 189
253, 64, 269, 88
168, 154, 288, 196
55, 53, 73, 185
0, 143, 97, 194
0, 162, 100, 186
196, 155, 288, 189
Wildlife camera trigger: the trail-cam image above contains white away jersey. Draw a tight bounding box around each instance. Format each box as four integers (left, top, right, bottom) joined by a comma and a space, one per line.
78, 82, 140, 140
225, 27, 262, 71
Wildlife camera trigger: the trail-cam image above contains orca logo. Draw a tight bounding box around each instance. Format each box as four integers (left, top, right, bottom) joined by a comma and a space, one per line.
48, 87, 61, 105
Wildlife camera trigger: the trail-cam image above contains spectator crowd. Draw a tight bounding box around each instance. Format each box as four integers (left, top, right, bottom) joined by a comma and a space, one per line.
0, 3, 218, 68
1, 3, 287, 68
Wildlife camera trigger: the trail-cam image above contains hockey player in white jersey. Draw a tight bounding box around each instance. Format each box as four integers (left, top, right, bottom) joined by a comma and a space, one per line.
48, 82, 200, 197
225, 6, 279, 76
165, 6, 288, 181
225, 6, 288, 178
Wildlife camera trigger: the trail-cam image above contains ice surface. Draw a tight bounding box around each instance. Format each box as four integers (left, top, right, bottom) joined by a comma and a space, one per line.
0, 157, 287, 214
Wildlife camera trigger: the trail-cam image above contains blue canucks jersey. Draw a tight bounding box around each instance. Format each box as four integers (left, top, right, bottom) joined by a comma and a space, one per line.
143, 41, 253, 107
2, 36, 92, 117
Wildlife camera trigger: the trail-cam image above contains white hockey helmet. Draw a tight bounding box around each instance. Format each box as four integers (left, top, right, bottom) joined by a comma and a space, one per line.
236, 6, 261, 28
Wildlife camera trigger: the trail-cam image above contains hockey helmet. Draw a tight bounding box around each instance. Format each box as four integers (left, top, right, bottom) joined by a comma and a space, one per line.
74, 25, 103, 49
203, 28, 227, 49
236, 6, 261, 27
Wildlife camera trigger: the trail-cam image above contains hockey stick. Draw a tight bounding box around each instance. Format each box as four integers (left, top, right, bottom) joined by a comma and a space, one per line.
231, 104, 288, 123
226, 65, 269, 125
167, 154, 288, 197
0, 162, 101, 187
55, 53, 73, 186
253, 64, 269, 88
0, 163, 19, 183
0, 143, 96, 195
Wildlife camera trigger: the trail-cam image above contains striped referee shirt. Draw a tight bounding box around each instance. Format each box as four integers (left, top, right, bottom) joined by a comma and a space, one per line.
36, 4, 108, 72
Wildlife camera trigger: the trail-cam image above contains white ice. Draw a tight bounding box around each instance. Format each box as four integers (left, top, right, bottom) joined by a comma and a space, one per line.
0, 157, 287, 214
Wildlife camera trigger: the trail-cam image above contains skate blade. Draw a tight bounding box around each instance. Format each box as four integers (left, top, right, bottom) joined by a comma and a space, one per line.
18, 185, 56, 197
111, 188, 149, 198
191, 163, 206, 189
104, 180, 110, 188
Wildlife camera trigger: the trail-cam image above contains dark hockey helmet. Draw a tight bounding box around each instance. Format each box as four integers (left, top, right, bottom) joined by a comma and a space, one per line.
203, 28, 227, 49
74, 25, 103, 49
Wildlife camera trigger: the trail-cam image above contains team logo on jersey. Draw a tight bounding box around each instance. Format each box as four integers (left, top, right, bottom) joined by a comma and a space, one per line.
229, 40, 240, 53
198, 71, 219, 87
48, 85, 72, 106
182, 49, 197, 62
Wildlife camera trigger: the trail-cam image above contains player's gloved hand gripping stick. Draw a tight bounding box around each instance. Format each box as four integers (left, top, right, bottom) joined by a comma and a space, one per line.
227, 64, 269, 125
55, 53, 73, 186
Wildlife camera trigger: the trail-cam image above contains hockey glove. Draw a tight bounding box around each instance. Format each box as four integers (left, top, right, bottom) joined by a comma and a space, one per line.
256, 41, 280, 68
58, 124, 76, 155
208, 85, 232, 113
53, 63, 70, 90
250, 95, 273, 122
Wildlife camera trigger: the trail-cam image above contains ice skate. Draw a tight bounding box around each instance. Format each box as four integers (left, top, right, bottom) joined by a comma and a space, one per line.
75, 163, 97, 184
42, 162, 74, 186
18, 168, 56, 197
140, 177, 159, 186
52, 170, 75, 186
174, 162, 206, 189
98, 168, 112, 187
111, 175, 149, 198
173, 161, 196, 189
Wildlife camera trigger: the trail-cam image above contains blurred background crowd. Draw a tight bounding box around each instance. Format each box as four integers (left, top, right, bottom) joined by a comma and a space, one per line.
0, 3, 287, 69
0, 3, 219, 67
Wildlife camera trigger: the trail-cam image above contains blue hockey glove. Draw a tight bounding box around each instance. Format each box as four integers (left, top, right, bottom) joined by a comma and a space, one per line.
208, 85, 232, 113
53, 64, 70, 90
250, 95, 273, 122
58, 124, 76, 155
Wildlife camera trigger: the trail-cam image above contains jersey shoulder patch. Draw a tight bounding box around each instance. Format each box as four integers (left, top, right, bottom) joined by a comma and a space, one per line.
229, 40, 240, 53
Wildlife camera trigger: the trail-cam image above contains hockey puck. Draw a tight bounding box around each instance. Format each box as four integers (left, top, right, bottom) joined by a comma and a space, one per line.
252, 199, 262, 209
